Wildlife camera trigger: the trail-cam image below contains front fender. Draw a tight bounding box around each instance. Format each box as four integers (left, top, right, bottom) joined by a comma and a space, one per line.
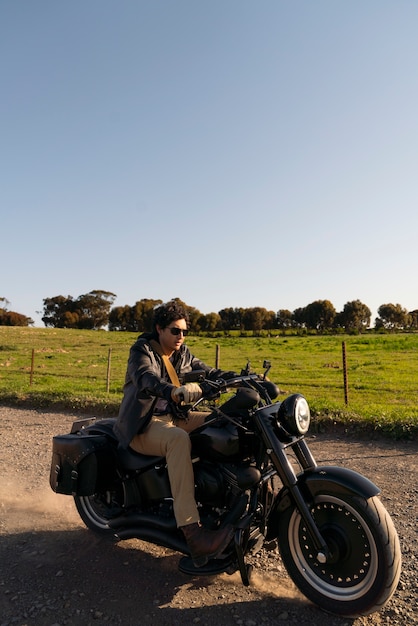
266, 465, 380, 540
297, 465, 380, 500
282, 465, 379, 510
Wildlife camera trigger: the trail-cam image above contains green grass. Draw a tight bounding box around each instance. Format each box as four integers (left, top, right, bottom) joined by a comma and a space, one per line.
1, 327, 418, 438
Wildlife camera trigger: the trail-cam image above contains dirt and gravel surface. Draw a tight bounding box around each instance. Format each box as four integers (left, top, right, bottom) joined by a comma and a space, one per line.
0, 406, 417, 626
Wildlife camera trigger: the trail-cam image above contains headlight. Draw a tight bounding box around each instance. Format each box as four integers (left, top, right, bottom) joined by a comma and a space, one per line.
277, 393, 311, 435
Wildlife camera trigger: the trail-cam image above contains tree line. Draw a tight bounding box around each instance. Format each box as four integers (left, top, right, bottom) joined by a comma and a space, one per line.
1, 292, 418, 334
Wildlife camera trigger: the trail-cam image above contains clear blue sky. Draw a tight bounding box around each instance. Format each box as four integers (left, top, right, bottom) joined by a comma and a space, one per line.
1, 1, 417, 326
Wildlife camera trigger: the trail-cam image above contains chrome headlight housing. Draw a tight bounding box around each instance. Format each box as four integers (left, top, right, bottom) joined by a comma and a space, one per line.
277, 393, 311, 435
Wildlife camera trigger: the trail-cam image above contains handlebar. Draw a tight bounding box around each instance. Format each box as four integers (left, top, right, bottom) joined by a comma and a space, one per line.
172, 371, 279, 420
199, 374, 263, 400
177, 361, 279, 411
203, 372, 280, 403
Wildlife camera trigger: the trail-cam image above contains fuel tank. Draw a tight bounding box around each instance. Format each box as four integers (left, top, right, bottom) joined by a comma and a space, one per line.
190, 421, 240, 462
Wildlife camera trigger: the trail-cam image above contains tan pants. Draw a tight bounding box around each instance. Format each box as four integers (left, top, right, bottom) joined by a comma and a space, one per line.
129, 412, 208, 527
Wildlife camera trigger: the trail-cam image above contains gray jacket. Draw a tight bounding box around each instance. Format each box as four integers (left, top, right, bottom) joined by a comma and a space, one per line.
113, 333, 225, 448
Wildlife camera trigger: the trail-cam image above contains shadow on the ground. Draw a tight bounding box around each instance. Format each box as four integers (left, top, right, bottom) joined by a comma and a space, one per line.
0, 526, 358, 626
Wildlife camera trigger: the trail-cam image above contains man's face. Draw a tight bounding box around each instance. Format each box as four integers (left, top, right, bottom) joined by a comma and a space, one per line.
157, 318, 188, 355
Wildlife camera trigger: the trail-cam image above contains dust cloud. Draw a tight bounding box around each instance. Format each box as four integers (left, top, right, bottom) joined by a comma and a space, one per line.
251, 570, 305, 601
0, 478, 81, 534
219, 568, 306, 603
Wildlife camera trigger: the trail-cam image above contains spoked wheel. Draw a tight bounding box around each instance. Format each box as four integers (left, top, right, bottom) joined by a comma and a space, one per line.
277, 494, 401, 617
74, 484, 125, 535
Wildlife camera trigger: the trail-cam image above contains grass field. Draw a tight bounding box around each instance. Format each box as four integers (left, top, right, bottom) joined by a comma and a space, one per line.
1, 326, 417, 438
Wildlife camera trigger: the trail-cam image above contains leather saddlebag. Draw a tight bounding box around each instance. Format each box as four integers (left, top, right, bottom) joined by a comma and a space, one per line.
50, 433, 109, 496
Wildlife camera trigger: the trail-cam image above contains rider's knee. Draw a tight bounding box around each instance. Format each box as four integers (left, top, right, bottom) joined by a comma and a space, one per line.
168, 426, 191, 451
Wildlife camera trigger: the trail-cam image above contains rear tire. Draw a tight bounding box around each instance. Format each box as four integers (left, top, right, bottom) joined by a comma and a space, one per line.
277, 494, 401, 617
74, 483, 125, 535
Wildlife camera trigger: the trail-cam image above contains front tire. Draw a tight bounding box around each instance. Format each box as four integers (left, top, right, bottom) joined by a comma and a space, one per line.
277, 494, 401, 617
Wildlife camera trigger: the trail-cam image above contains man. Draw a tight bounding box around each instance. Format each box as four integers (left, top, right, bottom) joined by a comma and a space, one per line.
114, 300, 234, 567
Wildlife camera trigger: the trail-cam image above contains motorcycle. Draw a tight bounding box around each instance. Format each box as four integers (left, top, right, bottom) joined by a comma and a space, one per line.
50, 361, 401, 618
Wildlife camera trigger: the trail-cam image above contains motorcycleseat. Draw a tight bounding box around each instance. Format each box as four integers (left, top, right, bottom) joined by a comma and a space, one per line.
119, 447, 166, 472
82, 418, 166, 472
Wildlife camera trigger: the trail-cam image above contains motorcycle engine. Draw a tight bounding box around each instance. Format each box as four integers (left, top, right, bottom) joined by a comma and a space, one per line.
194, 463, 225, 505
194, 462, 261, 508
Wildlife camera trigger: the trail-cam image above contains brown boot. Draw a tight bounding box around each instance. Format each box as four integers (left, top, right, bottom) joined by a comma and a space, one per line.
181, 522, 234, 568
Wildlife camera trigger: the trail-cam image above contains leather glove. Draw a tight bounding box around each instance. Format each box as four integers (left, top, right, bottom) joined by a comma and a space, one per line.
171, 383, 202, 404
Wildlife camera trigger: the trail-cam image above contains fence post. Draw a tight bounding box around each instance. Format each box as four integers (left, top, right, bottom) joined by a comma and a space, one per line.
106, 347, 112, 393
30, 349, 35, 386
215, 344, 220, 369
342, 341, 349, 405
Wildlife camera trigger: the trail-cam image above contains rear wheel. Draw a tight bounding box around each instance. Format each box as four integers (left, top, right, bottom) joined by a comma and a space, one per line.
277, 494, 401, 617
74, 483, 125, 534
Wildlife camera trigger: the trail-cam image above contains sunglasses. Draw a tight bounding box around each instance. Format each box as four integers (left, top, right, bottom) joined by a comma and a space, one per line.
167, 327, 189, 337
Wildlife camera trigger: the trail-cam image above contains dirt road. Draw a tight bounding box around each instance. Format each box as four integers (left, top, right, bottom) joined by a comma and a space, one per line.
0, 407, 417, 626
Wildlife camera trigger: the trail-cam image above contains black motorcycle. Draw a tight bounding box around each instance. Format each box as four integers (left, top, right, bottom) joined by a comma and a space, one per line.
50, 361, 401, 618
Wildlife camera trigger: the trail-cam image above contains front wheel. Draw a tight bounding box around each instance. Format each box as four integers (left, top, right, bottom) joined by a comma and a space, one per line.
277, 494, 401, 617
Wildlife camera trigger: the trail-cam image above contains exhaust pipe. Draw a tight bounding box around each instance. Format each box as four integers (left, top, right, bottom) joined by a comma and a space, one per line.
115, 525, 187, 554
108, 511, 186, 553
108, 512, 177, 532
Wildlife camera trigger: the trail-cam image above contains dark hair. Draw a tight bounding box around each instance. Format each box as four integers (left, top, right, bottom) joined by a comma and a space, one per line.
152, 300, 189, 334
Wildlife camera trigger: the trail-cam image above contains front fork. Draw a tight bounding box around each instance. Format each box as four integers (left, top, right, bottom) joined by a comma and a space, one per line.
254, 413, 331, 564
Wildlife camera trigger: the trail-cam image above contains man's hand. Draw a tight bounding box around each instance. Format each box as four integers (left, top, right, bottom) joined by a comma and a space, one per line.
171, 383, 202, 404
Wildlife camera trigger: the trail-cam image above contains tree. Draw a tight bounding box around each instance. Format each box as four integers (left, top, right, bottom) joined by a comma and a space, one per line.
0, 309, 33, 326
262, 308, 277, 330
375, 303, 411, 331
108, 304, 133, 332
131, 298, 162, 332
42, 291, 116, 329
218, 307, 245, 331
195, 312, 222, 332
276, 309, 294, 330
242, 307, 276, 332
292, 307, 307, 329
335, 300, 371, 333
42, 295, 75, 328
75, 290, 116, 329
303, 300, 336, 331
408, 310, 418, 330
109, 299, 162, 332
0, 298, 33, 326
